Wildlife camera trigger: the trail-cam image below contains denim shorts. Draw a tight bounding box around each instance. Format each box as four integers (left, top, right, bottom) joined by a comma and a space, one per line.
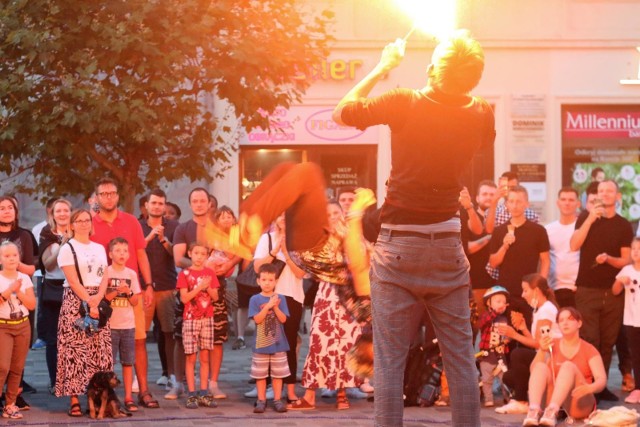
111, 328, 135, 365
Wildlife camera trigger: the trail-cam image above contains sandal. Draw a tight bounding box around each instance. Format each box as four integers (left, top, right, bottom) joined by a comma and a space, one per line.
336, 391, 350, 410
138, 391, 160, 409
287, 398, 315, 410
67, 402, 83, 417
124, 400, 138, 412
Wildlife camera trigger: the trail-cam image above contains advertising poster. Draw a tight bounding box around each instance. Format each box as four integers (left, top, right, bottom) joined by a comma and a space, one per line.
562, 105, 640, 221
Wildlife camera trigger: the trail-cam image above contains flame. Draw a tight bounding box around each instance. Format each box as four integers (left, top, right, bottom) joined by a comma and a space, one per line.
396, 0, 457, 40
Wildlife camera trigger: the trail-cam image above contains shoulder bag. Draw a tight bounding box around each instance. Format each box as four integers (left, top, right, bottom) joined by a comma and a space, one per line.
235, 233, 286, 287
68, 242, 113, 328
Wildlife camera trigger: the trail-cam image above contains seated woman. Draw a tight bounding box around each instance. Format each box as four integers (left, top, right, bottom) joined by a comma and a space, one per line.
523, 306, 606, 427
495, 274, 561, 415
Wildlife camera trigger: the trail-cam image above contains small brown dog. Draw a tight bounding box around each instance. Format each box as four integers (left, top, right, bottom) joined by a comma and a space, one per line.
87, 371, 130, 419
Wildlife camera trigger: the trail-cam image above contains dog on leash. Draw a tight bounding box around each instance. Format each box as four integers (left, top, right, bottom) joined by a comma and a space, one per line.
87, 371, 130, 419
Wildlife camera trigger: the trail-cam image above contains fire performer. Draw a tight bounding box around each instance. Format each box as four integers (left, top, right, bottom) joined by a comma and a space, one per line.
332, 30, 495, 427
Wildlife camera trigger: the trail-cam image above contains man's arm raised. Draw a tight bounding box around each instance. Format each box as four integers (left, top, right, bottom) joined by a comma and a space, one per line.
333, 39, 405, 126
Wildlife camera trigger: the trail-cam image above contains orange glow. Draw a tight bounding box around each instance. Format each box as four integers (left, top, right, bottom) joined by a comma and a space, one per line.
396, 0, 457, 40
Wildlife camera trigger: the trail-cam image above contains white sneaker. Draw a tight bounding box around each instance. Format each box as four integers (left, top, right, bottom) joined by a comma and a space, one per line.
321, 389, 337, 398
156, 375, 169, 386
495, 399, 528, 414
360, 381, 375, 393
208, 381, 227, 399
164, 383, 184, 400
346, 388, 369, 399
132, 377, 140, 393
244, 386, 273, 399
244, 387, 258, 398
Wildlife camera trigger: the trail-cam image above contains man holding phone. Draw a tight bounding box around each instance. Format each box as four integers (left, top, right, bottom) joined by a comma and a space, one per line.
570, 179, 633, 401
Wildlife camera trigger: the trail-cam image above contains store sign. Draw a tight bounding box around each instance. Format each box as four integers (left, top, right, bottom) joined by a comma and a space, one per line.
563, 111, 640, 139
244, 106, 378, 146
562, 104, 640, 221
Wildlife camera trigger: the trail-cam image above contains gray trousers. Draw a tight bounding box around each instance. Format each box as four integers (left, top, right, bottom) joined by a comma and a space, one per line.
371, 231, 480, 427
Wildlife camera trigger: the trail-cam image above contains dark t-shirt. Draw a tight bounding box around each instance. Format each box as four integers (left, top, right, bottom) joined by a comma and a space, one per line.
173, 220, 198, 249
461, 208, 495, 289
489, 220, 550, 295
574, 211, 633, 289
140, 218, 179, 292
341, 87, 495, 225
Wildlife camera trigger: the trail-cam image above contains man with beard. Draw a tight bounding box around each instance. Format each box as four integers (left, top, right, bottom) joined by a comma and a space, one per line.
173, 187, 229, 400
463, 180, 498, 326
91, 177, 159, 409
139, 189, 179, 394
570, 179, 633, 401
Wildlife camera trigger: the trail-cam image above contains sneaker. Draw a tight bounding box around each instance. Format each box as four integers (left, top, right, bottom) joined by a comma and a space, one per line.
232, 337, 246, 350
156, 375, 169, 386
164, 383, 184, 400
244, 385, 273, 399
539, 406, 559, 427
132, 377, 140, 393
434, 396, 450, 406
625, 389, 640, 404
622, 373, 635, 393
2, 404, 23, 419
15, 394, 30, 411
244, 387, 258, 398
523, 407, 542, 426
360, 381, 375, 393
346, 388, 369, 399
254, 399, 267, 414
166, 374, 177, 391
208, 381, 227, 399
595, 387, 619, 402
198, 394, 218, 408
273, 399, 287, 413
495, 399, 528, 414
31, 338, 46, 350
186, 395, 199, 409
321, 389, 337, 398
21, 381, 37, 394
484, 400, 495, 408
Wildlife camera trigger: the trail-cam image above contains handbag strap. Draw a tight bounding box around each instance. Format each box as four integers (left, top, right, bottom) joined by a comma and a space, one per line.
267, 232, 281, 266
66, 241, 85, 287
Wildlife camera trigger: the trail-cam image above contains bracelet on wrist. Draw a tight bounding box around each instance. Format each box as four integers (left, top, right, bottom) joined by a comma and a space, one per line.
159, 239, 167, 244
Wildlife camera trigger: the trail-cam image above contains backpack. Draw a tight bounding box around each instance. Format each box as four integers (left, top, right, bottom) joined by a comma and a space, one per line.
403, 340, 443, 407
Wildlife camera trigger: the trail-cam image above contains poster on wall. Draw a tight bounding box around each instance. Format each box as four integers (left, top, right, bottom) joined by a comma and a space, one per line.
562, 105, 640, 221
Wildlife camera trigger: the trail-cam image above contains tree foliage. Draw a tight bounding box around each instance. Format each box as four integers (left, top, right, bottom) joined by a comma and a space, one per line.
0, 0, 332, 211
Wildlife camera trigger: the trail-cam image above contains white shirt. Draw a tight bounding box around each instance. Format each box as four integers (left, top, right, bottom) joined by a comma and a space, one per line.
532, 300, 561, 340
105, 265, 141, 330
0, 272, 33, 319
57, 239, 107, 288
545, 220, 580, 291
254, 232, 304, 305
31, 220, 47, 279
617, 265, 640, 327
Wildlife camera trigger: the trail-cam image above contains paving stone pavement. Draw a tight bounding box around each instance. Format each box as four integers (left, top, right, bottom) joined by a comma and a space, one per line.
16, 330, 629, 427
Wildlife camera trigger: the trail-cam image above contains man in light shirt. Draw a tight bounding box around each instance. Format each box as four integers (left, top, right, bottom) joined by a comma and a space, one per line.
545, 187, 580, 308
